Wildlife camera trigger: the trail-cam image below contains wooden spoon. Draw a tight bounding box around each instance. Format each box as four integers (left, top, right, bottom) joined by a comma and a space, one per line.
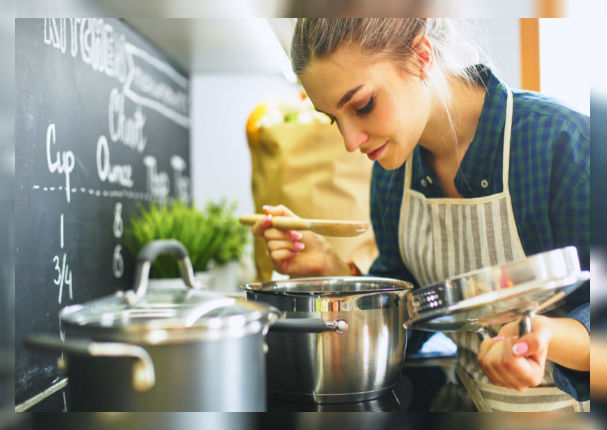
239, 214, 369, 237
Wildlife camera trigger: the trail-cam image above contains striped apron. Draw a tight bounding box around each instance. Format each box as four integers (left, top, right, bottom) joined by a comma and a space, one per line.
398, 89, 589, 412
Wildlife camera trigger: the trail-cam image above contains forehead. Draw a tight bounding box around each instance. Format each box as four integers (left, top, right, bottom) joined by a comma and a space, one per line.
299, 46, 391, 110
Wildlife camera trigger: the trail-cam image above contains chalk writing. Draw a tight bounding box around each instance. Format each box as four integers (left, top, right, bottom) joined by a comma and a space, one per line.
53, 215, 73, 304
113, 202, 123, 238
96, 135, 134, 187
112, 244, 124, 279
143, 156, 170, 199
108, 88, 147, 153
45, 124, 74, 203
123, 43, 189, 128
43, 18, 128, 83
171, 155, 190, 203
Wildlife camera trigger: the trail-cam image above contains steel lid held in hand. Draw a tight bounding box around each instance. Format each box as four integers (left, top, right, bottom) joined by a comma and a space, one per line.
403, 246, 589, 332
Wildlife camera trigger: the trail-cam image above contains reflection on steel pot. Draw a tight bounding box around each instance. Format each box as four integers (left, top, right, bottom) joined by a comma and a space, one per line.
244, 276, 414, 403
26, 240, 279, 412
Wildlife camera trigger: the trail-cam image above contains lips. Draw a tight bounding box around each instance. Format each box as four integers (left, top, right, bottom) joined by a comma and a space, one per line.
366, 142, 388, 161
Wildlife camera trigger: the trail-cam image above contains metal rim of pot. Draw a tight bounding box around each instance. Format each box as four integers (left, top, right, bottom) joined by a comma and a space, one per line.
243, 276, 414, 333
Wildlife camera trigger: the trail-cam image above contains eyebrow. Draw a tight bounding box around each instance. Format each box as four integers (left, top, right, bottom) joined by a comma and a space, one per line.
336, 84, 364, 109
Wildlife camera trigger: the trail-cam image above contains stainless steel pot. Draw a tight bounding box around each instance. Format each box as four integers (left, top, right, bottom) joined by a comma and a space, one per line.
244, 276, 414, 403
26, 240, 279, 412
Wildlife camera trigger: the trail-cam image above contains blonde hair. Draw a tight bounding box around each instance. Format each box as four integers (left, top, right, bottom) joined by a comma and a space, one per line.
292, 18, 481, 89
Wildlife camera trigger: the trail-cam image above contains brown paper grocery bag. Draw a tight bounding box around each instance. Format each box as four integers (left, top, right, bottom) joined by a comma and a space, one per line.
248, 121, 378, 281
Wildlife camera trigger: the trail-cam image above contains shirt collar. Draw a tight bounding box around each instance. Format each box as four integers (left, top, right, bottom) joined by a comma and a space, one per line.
409, 65, 510, 197
455, 65, 510, 196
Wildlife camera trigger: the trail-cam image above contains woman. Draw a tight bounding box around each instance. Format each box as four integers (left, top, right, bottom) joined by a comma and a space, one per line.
252, 18, 590, 412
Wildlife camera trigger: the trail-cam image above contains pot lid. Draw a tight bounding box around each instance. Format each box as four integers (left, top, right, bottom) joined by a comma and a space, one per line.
403, 246, 589, 332
60, 285, 277, 342
59, 240, 278, 343
243, 276, 414, 296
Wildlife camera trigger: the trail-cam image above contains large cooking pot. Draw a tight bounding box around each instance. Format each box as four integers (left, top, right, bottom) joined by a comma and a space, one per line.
244, 276, 414, 403
26, 240, 279, 412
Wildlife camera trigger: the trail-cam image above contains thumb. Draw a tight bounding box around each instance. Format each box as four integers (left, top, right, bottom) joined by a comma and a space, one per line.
512, 332, 547, 357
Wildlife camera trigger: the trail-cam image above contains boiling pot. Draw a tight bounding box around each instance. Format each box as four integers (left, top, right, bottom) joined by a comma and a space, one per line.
26, 240, 279, 412
244, 276, 414, 403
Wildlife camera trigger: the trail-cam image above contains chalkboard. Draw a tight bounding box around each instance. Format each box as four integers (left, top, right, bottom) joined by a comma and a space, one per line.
15, 18, 191, 407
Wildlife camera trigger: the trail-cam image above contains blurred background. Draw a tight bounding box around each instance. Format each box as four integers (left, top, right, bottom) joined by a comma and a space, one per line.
1, 0, 605, 429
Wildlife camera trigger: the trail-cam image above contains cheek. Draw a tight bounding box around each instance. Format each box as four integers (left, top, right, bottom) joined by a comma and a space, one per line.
371, 101, 397, 135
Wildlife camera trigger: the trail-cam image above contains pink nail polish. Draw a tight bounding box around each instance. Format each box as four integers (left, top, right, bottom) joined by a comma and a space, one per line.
294, 242, 305, 251
491, 336, 505, 341
263, 205, 274, 211
289, 231, 303, 240
512, 342, 529, 356
263, 215, 272, 226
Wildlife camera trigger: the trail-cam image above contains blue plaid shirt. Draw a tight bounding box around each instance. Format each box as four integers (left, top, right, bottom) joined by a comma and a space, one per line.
368, 65, 590, 401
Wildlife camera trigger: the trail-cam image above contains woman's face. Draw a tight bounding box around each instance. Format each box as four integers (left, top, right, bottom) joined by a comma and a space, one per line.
300, 45, 431, 170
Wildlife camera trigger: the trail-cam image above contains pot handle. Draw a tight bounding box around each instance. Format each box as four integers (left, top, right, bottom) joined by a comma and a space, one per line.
25, 334, 156, 392
127, 239, 198, 306
270, 318, 348, 334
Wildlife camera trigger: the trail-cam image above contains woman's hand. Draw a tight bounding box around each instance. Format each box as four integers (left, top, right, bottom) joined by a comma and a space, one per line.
477, 316, 552, 391
251, 204, 350, 277
477, 314, 590, 391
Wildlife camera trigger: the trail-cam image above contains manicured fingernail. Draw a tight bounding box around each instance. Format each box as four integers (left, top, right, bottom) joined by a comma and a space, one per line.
512, 342, 528, 356
263, 215, 272, 226
491, 336, 505, 341
289, 231, 303, 240
294, 242, 305, 251
263, 205, 274, 211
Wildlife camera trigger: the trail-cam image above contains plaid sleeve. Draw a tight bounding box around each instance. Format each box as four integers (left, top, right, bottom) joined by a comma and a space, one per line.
367, 162, 418, 286
551, 303, 590, 401
549, 119, 590, 309
544, 118, 590, 400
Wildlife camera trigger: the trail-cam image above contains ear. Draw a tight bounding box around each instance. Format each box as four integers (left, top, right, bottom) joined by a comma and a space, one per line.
411, 35, 434, 80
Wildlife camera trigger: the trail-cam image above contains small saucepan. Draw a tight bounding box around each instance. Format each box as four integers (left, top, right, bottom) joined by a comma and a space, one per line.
244, 276, 414, 403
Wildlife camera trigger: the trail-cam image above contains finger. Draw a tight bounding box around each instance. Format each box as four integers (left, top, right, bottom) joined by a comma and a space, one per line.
479, 341, 510, 387
267, 239, 305, 253
513, 331, 549, 359
482, 357, 508, 387
264, 228, 293, 241
478, 336, 504, 361
269, 248, 298, 261
251, 214, 272, 236
263, 204, 298, 218
496, 338, 542, 390
496, 320, 520, 338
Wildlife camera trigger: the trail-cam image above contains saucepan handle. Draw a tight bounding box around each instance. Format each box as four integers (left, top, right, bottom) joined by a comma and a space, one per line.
25, 334, 156, 392
270, 318, 348, 334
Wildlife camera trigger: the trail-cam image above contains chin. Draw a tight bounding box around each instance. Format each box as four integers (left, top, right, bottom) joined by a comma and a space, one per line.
377, 157, 405, 171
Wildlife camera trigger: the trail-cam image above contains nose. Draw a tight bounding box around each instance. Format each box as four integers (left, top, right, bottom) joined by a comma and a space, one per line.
340, 122, 369, 153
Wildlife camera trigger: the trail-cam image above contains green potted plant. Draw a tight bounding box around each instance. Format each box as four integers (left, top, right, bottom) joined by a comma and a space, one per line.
125, 200, 249, 291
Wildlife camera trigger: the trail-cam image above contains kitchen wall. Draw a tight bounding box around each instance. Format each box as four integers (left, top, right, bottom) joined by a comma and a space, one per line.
190, 73, 298, 215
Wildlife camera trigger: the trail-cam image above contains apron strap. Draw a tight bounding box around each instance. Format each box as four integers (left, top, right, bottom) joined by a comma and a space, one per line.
502, 88, 513, 192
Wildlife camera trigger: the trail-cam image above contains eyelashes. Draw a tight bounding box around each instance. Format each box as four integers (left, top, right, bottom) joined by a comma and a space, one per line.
325, 93, 375, 125
355, 94, 375, 116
